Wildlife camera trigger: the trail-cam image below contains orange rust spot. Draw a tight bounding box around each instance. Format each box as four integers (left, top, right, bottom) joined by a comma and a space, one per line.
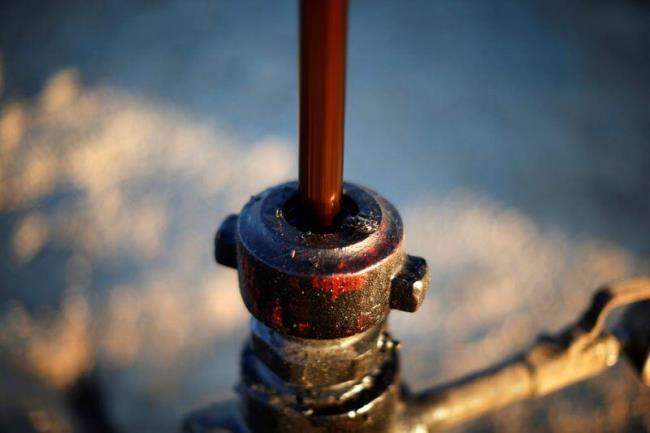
311, 274, 366, 303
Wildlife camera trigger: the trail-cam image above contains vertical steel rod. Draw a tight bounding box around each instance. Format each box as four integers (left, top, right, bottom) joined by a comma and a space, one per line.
298, 0, 348, 227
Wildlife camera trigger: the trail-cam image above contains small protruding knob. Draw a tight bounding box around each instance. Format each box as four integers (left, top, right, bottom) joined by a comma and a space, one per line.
215, 214, 238, 269
390, 255, 430, 312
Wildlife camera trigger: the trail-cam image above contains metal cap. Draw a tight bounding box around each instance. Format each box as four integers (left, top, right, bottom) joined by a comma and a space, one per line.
215, 182, 430, 339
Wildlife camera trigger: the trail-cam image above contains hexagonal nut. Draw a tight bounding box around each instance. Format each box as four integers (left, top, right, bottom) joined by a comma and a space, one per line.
390, 255, 430, 312
250, 321, 392, 388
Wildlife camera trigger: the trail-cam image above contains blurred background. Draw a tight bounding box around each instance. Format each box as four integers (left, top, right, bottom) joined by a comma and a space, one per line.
1, 0, 649, 432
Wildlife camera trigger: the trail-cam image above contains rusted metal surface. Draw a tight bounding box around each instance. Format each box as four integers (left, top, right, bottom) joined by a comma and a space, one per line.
197, 179, 428, 432
298, 0, 348, 228
215, 182, 429, 339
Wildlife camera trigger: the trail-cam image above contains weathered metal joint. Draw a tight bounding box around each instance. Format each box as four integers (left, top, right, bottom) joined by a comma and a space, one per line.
214, 181, 430, 339
205, 181, 428, 431
237, 318, 401, 433
249, 318, 393, 388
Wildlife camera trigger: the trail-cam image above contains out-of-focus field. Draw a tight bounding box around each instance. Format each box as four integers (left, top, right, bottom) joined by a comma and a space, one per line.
1, 1, 649, 432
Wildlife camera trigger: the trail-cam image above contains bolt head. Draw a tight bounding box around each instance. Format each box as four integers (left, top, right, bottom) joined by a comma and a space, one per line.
390, 255, 430, 312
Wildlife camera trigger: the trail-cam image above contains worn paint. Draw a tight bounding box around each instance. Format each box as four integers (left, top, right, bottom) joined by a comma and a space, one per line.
311, 274, 366, 303
297, 323, 311, 334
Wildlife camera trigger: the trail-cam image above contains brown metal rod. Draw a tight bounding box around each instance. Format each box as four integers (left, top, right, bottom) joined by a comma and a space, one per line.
298, 0, 348, 227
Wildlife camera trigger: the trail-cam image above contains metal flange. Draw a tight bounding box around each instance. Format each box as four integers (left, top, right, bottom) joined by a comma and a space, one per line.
215, 181, 430, 339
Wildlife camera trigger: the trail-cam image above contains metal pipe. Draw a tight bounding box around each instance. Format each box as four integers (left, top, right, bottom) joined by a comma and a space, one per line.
401, 278, 650, 432
404, 335, 621, 431
298, 0, 348, 228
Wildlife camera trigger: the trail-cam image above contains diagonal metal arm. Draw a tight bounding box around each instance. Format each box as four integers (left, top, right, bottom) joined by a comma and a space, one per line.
401, 277, 650, 432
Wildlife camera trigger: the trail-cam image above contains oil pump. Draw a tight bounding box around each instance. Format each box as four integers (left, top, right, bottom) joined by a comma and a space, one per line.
182, 1, 650, 431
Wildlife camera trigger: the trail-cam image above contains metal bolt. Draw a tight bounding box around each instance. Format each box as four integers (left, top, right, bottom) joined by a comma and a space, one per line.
390, 255, 430, 312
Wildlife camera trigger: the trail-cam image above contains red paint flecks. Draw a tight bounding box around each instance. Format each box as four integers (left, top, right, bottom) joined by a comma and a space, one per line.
356, 312, 370, 331
311, 274, 366, 303
297, 323, 310, 334
336, 260, 347, 270
270, 305, 283, 328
